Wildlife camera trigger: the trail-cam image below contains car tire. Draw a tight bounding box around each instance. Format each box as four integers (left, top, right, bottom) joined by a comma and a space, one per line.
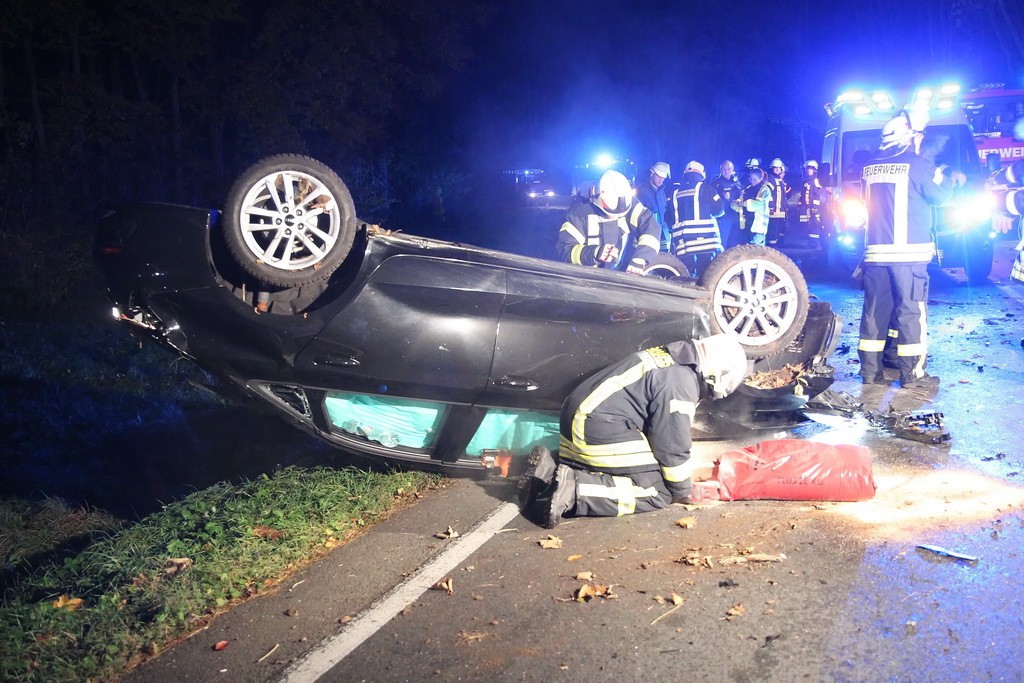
223, 154, 357, 288
964, 241, 993, 285
642, 253, 691, 280
697, 245, 810, 358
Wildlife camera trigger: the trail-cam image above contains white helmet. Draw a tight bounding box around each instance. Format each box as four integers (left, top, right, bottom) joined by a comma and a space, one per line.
692, 334, 749, 399
684, 160, 705, 177
804, 159, 819, 169
770, 158, 786, 171
745, 158, 761, 168
880, 108, 929, 150
651, 162, 671, 179
596, 170, 633, 218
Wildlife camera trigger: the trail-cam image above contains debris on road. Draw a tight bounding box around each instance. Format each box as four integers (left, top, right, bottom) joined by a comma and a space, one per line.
538, 535, 563, 549
917, 544, 979, 562
724, 603, 746, 620
575, 571, 595, 581
434, 525, 459, 540
719, 552, 787, 565
573, 583, 617, 602
675, 516, 697, 529
431, 578, 454, 594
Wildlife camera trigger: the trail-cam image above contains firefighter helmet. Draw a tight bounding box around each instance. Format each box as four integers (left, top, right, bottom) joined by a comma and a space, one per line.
651, 162, 671, 179
804, 159, 819, 169
770, 158, 786, 171
745, 158, 761, 168
692, 334, 749, 399
684, 160, 705, 177
880, 108, 929, 150
596, 170, 633, 218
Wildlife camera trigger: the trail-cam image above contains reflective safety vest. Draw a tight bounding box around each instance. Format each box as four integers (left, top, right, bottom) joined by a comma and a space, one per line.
668, 180, 724, 256
556, 199, 662, 270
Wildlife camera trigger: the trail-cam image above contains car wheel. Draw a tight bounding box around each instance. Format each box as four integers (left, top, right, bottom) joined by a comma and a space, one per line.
642, 253, 691, 280
697, 245, 810, 358
223, 154, 357, 288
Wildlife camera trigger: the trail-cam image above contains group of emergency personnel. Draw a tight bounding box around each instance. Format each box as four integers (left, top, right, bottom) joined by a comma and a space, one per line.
556, 154, 827, 278
532, 103, 997, 529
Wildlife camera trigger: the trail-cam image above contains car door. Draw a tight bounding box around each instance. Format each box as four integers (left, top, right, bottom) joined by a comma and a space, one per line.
484, 265, 707, 412
295, 254, 506, 404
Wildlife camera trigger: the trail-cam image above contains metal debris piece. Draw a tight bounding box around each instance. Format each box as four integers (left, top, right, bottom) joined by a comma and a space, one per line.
917, 544, 978, 562
883, 411, 951, 444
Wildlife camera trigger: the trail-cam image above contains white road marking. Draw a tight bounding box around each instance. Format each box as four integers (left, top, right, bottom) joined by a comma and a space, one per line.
279, 501, 522, 683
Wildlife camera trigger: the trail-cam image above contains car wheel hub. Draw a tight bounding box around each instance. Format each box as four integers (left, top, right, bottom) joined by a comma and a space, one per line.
711, 259, 799, 347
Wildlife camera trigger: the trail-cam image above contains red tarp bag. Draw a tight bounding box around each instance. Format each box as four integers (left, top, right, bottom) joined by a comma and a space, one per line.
711, 439, 876, 502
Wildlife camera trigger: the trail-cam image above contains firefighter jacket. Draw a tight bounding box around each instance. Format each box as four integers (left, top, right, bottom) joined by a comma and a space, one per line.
796, 176, 824, 220
738, 181, 773, 234
635, 180, 668, 234
862, 146, 954, 265
556, 198, 662, 270
559, 341, 702, 498
768, 176, 790, 219
665, 172, 725, 256
710, 173, 744, 208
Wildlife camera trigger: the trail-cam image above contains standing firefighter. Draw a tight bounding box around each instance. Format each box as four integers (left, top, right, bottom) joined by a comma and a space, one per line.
766, 158, 790, 246
735, 166, 773, 246
710, 160, 744, 248
792, 159, 824, 240
858, 108, 961, 388
665, 160, 725, 277
987, 159, 1024, 284
556, 170, 662, 273
636, 162, 672, 250
518, 335, 749, 528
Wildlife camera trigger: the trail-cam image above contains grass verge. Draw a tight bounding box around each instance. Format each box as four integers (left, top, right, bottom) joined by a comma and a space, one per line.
1, 466, 440, 682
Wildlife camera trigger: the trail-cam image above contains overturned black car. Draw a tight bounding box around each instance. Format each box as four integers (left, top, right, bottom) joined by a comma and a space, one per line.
95, 155, 841, 475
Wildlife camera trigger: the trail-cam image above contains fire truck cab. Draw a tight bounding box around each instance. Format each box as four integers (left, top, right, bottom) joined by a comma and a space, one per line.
821, 84, 996, 284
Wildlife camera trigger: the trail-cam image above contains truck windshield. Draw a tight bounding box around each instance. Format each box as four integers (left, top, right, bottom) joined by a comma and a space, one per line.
841, 125, 981, 182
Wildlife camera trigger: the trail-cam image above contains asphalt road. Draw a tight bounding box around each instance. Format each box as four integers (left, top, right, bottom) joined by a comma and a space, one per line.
124, 240, 1024, 683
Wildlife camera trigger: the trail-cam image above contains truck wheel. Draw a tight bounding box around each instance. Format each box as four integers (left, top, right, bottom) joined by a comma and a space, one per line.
697, 245, 810, 358
642, 253, 691, 280
964, 241, 993, 285
223, 155, 357, 288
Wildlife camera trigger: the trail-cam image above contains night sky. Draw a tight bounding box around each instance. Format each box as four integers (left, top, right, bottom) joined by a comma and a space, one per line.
447, 0, 1024, 180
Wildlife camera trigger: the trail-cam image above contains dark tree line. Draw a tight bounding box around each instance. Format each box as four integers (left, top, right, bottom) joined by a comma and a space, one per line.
0, 0, 484, 316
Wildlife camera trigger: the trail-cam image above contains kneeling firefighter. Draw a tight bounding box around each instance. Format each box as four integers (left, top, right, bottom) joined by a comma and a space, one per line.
518, 334, 749, 528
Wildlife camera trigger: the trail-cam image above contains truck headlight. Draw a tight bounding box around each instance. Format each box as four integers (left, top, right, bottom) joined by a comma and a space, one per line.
842, 199, 867, 228
950, 194, 994, 229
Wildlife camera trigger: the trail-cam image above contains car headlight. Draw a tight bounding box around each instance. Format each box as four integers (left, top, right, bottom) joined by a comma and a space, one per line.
842, 199, 867, 228
950, 193, 994, 230
528, 191, 538, 198
545, 190, 555, 197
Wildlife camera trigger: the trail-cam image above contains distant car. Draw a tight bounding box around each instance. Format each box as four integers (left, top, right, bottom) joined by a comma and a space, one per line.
502, 168, 557, 205
95, 155, 841, 475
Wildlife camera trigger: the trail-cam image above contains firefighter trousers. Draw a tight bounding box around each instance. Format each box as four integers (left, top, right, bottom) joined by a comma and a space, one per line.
858, 263, 929, 384
570, 468, 677, 518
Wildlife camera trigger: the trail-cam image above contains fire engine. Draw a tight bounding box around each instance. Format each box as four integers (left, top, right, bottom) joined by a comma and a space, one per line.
962, 84, 1024, 170
820, 83, 996, 284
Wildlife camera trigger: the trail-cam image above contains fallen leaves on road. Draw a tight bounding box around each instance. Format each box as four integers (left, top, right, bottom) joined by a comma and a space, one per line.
538, 535, 563, 549
574, 571, 595, 581
675, 516, 697, 529
51, 595, 84, 611
434, 525, 460, 540
677, 550, 714, 568
212, 640, 230, 651
724, 603, 746, 620
566, 553, 583, 561
573, 583, 617, 602
654, 593, 685, 606
457, 631, 491, 643
431, 578, 454, 595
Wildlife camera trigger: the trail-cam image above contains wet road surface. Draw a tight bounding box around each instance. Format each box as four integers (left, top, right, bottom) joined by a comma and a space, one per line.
125, 241, 1024, 682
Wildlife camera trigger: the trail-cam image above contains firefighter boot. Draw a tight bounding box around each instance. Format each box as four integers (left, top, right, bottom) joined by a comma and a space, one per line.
517, 445, 557, 512
529, 465, 577, 529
